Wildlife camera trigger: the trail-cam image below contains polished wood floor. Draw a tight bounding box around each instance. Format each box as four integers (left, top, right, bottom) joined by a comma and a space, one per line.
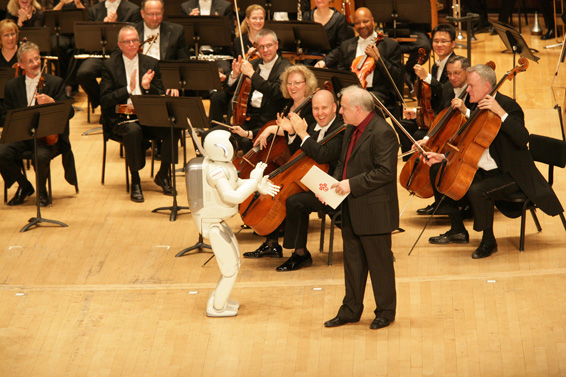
2, 27, 566, 377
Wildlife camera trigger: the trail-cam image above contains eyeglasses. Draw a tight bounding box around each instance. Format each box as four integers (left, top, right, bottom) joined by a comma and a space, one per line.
446, 70, 464, 77
257, 43, 276, 50
286, 80, 305, 87
144, 12, 163, 18
432, 39, 452, 45
119, 38, 140, 45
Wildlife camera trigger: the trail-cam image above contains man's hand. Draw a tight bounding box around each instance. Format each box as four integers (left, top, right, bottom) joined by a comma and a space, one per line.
477, 94, 506, 118
288, 112, 308, 138
413, 64, 428, 81
240, 60, 254, 78
249, 161, 267, 180
166, 89, 179, 97
104, 9, 117, 22
365, 44, 380, 62
35, 93, 55, 105
314, 60, 326, 68
331, 179, 350, 196
257, 176, 280, 197
422, 151, 445, 166
403, 107, 417, 120
451, 97, 468, 115
189, 8, 200, 15
231, 56, 243, 77
129, 68, 137, 93
141, 69, 155, 90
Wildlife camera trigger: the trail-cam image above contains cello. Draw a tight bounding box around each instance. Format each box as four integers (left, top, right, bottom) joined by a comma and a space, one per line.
239, 124, 346, 236
414, 48, 435, 130
436, 58, 529, 201
399, 61, 497, 199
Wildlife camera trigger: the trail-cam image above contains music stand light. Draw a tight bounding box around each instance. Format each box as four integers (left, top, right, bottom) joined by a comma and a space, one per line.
0, 101, 73, 232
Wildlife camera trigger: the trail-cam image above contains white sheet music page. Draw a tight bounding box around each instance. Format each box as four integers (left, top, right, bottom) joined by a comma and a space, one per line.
300, 165, 348, 209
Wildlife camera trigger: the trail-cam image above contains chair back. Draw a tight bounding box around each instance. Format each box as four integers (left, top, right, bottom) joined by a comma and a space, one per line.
529, 134, 566, 186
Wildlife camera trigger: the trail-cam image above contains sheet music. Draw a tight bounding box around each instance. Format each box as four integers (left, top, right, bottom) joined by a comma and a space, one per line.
187, 117, 207, 157
300, 165, 347, 210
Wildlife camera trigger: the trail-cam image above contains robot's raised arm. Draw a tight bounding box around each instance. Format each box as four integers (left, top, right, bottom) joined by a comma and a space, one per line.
209, 167, 259, 205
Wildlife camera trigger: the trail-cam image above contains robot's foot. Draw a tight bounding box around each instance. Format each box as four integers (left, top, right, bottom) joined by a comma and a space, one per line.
228, 299, 240, 310
206, 295, 239, 317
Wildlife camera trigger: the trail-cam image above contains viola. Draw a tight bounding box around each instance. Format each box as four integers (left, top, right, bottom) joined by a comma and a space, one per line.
414, 48, 434, 130
115, 104, 136, 115
233, 95, 313, 179
436, 58, 529, 201
32, 63, 59, 146
231, 46, 259, 127
350, 31, 384, 89
239, 124, 346, 236
139, 33, 159, 55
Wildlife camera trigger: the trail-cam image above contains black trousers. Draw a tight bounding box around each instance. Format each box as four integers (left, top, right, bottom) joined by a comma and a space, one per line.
113, 120, 179, 172
337, 200, 397, 322
282, 191, 332, 250
77, 58, 103, 108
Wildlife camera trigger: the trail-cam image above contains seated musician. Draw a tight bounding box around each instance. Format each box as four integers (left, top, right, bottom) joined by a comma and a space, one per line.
422, 64, 563, 259
76, 0, 142, 111
209, 29, 291, 153
0, 19, 19, 125
5, 0, 44, 27
302, 0, 354, 52
397, 23, 457, 157
315, 7, 404, 120
243, 89, 344, 271
0, 42, 74, 207
231, 4, 265, 60
100, 25, 178, 203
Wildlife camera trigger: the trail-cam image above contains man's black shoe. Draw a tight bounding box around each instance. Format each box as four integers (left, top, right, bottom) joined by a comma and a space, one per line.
472, 242, 497, 259
541, 28, 555, 40
417, 202, 450, 216
276, 250, 312, 271
7, 183, 35, 206
243, 242, 283, 258
154, 172, 175, 196
131, 184, 144, 203
370, 317, 393, 330
324, 315, 356, 328
429, 231, 469, 244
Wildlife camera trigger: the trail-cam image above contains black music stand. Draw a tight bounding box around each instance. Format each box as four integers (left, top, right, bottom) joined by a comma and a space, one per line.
446, 13, 480, 63
19, 27, 57, 71
165, 16, 232, 56
44, 8, 87, 74
130, 95, 208, 221
265, 21, 331, 56
310, 67, 361, 99
490, 20, 540, 99
0, 101, 72, 232
235, 0, 304, 20
367, 0, 432, 36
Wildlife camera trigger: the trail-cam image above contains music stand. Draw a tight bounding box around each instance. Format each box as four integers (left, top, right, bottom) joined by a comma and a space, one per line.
44, 8, 87, 74
19, 27, 58, 70
130, 95, 208, 221
165, 16, 232, 56
366, 0, 432, 36
490, 20, 540, 99
265, 21, 330, 56
0, 101, 72, 232
310, 67, 361, 100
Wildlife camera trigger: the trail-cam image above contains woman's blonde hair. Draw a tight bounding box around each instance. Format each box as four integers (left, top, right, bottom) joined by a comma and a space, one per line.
280, 65, 318, 100
238, 4, 266, 38
7, 0, 42, 17
0, 19, 19, 49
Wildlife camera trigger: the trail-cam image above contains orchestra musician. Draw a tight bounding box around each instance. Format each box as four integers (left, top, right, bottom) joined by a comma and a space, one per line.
5, 0, 44, 28
0, 42, 75, 207
422, 64, 564, 259
231, 4, 265, 59
0, 20, 18, 68
243, 89, 344, 271
323, 85, 398, 330
100, 26, 178, 203
302, 0, 354, 52
315, 7, 404, 119
210, 29, 291, 152
76, 0, 142, 111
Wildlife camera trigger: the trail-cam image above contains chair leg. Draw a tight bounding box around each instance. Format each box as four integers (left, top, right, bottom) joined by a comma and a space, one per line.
529, 208, 542, 232
150, 140, 155, 178
329, 218, 334, 266
559, 213, 566, 231
48, 168, 53, 205
125, 152, 129, 193
102, 137, 107, 185
520, 211, 527, 252
319, 212, 326, 253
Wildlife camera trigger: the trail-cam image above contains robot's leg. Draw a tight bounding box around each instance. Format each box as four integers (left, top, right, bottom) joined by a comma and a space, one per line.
206, 222, 241, 317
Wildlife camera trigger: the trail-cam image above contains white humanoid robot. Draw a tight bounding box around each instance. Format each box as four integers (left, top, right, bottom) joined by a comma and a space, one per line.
186, 129, 279, 317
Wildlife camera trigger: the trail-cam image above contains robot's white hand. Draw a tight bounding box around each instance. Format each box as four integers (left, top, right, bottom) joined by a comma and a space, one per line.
249, 161, 267, 180
257, 176, 280, 197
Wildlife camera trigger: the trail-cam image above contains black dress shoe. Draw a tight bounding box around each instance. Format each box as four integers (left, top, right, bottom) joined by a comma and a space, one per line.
243, 242, 283, 258
429, 231, 469, 244
38, 193, 49, 207
417, 202, 450, 216
472, 242, 497, 259
541, 29, 555, 40
130, 183, 144, 203
324, 315, 355, 328
370, 317, 393, 330
276, 250, 312, 271
154, 173, 175, 196
7, 184, 35, 206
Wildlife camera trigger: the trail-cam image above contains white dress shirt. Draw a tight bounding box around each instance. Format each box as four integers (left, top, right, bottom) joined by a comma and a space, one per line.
25, 75, 40, 106
142, 24, 160, 60
123, 54, 141, 104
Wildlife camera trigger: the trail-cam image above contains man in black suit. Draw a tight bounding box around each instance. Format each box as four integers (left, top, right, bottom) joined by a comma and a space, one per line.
324, 85, 399, 330
315, 7, 403, 120
0, 42, 75, 207
76, 0, 142, 110
210, 28, 291, 152
100, 25, 178, 203
242, 90, 345, 271
424, 64, 564, 259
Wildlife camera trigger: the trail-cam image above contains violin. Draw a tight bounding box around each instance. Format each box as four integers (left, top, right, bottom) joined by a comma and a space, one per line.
436, 58, 529, 201
414, 48, 434, 130
231, 46, 259, 127
350, 31, 383, 89
115, 104, 135, 115
29, 62, 59, 146
138, 33, 159, 55
239, 124, 346, 236
232, 95, 313, 179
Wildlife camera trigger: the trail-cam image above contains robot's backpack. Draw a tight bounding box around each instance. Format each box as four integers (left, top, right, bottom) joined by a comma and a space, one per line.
185, 157, 205, 213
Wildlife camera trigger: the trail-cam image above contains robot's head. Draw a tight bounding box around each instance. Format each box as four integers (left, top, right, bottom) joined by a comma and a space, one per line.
202, 129, 238, 162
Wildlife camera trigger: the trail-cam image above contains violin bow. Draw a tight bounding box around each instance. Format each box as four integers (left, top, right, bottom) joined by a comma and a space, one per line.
370, 39, 408, 110
28, 60, 49, 107
142, 33, 159, 55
